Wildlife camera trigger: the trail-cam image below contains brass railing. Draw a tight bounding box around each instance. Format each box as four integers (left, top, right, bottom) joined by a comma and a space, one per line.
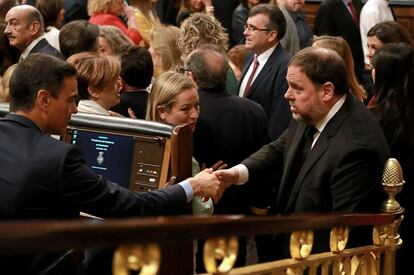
0, 159, 405, 275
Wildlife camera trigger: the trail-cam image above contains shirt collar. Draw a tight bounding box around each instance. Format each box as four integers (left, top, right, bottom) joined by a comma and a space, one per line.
256, 44, 277, 65
314, 94, 346, 133
20, 35, 45, 60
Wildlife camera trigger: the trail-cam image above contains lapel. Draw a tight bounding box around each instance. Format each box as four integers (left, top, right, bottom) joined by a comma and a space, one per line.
29, 38, 47, 54
338, 0, 359, 31
245, 44, 281, 98
281, 94, 356, 212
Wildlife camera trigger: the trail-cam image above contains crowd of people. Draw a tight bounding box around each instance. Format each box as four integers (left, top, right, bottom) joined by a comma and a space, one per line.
0, 0, 413, 274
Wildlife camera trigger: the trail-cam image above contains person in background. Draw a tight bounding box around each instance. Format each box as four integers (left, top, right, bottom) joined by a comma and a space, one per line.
178, 13, 240, 95
176, 0, 214, 26
88, 0, 142, 45
313, 35, 366, 101
4, 5, 62, 59
0, 63, 16, 102
231, 0, 266, 46
67, 52, 122, 116
227, 44, 249, 81
36, 0, 64, 51
98, 25, 134, 56
149, 25, 182, 78
0, 0, 16, 21
130, 0, 161, 47
370, 43, 414, 275
111, 45, 152, 119
63, 0, 89, 23
59, 20, 99, 59
156, 0, 180, 25
0, 21, 19, 75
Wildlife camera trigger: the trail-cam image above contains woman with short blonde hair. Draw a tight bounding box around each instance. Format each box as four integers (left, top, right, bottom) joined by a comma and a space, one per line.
67, 52, 121, 115
149, 25, 182, 78
313, 36, 367, 101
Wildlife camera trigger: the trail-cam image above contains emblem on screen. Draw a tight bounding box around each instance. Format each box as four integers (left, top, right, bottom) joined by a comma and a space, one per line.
97, 151, 105, 165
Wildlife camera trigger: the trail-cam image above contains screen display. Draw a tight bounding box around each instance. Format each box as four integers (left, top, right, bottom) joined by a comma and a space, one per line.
66, 128, 167, 191
71, 130, 134, 189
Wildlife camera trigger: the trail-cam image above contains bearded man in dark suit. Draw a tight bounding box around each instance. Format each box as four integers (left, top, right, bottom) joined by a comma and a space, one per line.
216, 47, 390, 260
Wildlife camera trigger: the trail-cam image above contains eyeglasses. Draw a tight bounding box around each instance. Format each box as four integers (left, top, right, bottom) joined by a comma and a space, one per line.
244, 24, 274, 32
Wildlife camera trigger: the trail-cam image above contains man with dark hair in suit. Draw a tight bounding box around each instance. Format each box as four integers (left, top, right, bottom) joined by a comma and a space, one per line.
238, 3, 291, 141
111, 45, 153, 119
0, 53, 224, 273
4, 5, 62, 59
216, 47, 390, 261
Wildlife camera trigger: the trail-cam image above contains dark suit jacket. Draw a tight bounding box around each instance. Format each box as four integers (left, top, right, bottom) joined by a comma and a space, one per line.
193, 88, 271, 214
0, 114, 187, 220
243, 94, 390, 259
239, 43, 292, 140
110, 90, 148, 119
29, 38, 63, 59
243, 94, 389, 214
314, 0, 364, 79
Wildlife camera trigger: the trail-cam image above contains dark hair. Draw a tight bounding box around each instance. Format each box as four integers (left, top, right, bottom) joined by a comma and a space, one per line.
36, 0, 63, 29
288, 47, 349, 95
120, 45, 153, 89
371, 43, 414, 145
249, 4, 286, 40
185, 45, 229, 90
9, 53, 77, 111
59, 20, 99, 59
367, 21, 414, 47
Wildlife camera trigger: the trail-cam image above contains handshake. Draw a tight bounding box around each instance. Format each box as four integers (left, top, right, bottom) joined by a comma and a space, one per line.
188, 165, 241, 203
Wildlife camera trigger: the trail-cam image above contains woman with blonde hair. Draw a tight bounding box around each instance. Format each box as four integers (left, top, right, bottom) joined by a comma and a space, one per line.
98, 25, 134, 56
0, 64, 16, 103
146, 71, 213, 215
149, 25, 182, 78
313, 36, 367, 101
88, 0, 142, 45
130, 0, 161, 47
67, 52, 122, 115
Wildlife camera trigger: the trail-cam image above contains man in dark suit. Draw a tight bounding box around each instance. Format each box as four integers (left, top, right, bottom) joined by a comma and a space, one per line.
314, 0, 364, 80
216, 47, 390, 260
186, 45, 272, 268
4, 5, 62, 59
238, 4, 292, 141
0, 53, 224, 273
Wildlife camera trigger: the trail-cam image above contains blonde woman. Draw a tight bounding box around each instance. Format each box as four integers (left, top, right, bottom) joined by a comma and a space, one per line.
130, 0, 161, 47
146, 71, 214, 215
0, 64, 16, 103
88, 0, 142, 45
313, 36, 367, 101
149, 25, 182, 78
67, 52, 122, 115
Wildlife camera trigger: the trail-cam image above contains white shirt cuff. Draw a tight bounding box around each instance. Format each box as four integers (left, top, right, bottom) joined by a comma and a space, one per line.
234, 164, 249, 185
178, 180, 193, 202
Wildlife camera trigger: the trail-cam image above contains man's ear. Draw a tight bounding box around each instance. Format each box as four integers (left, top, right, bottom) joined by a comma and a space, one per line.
37, 90, 51, 111
30, 21, 41, 36
268, 30, 278, 43
320, 82, 334, 102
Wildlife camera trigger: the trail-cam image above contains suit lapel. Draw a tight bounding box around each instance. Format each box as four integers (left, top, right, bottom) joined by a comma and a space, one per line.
282, 95, 356, 212
238, 54, 254, 89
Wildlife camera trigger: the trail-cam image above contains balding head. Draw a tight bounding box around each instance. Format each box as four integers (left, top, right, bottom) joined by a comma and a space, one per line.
4, 5, 44, 52
185, 45, 229, 90
289, 47, 349, 95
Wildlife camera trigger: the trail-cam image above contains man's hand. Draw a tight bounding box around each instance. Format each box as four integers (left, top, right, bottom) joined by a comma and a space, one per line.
213, 167, 240, 189
188, 169, 224, 203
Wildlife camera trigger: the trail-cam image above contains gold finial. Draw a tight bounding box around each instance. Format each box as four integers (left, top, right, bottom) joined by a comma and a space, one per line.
381, 158, 405, 213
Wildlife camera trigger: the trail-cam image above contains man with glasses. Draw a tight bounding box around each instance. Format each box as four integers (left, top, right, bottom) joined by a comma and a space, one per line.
238, 3, 291, 141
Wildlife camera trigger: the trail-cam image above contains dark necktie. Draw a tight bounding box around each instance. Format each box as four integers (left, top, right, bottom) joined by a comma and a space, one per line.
347, 1, 359, 27
243, 56, 259, 97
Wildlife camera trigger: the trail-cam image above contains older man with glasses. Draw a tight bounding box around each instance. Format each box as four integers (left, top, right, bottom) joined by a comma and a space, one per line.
238, 3, 291, 141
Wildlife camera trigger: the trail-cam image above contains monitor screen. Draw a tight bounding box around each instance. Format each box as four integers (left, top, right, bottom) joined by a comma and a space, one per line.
64, 115, 173, 192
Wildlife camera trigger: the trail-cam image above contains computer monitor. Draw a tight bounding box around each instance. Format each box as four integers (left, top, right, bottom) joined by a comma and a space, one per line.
63, 113, 187, 192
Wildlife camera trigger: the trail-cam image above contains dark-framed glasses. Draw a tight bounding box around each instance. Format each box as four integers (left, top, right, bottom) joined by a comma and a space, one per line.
244, 24, 274, 32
